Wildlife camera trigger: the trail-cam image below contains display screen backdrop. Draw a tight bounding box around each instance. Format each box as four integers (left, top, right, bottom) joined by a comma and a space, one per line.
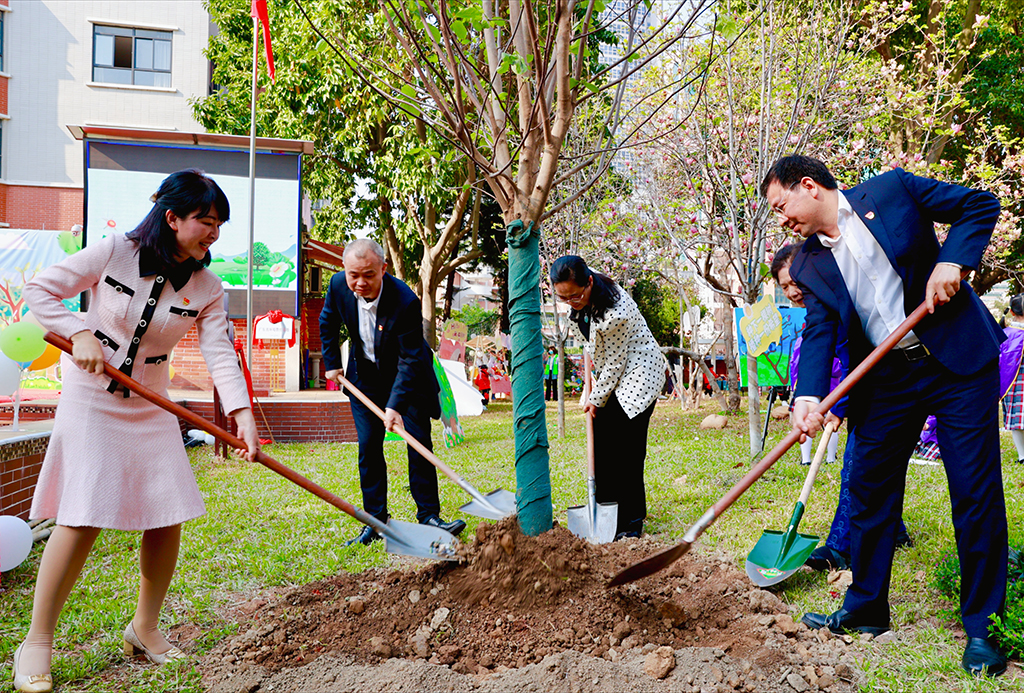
84, 140, 301, 317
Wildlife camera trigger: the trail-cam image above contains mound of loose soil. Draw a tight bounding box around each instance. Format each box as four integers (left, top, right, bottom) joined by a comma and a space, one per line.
201, 519, 865, 692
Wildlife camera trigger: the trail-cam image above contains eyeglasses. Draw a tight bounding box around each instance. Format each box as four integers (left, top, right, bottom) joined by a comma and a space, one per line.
770, 182, 801, 219
555, 285, 589, 303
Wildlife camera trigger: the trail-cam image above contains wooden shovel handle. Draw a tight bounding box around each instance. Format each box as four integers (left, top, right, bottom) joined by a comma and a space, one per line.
710, 301, 930, 519
798, 421, 836, 506
583, 351, 595, 476
333, 372, 464, 485
43, 332, 362, 519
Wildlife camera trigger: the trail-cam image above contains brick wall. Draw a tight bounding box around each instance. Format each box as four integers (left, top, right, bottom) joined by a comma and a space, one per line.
0, 184, 84, 231
171, 318, 295, 394
0, 437, 48, 520
0, 75, 8, 115
0, 403, 58, 424
181, 398, 357, 443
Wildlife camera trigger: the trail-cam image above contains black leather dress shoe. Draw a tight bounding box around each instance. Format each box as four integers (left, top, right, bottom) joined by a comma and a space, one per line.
800, 608, 889, 636
962, 637, 1007, 677
345, 525, 382, 546
421, 515, 467, 537
895, 528, 914, 549
804, 545, 850, 572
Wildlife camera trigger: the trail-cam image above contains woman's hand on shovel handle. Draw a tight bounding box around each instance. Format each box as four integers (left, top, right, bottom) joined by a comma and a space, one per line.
230, 408, 261, 462
792, 399, 824, 442
583, 402, 597, 418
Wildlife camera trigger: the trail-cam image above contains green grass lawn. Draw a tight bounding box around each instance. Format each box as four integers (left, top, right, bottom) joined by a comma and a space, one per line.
2, 396, 1024, 691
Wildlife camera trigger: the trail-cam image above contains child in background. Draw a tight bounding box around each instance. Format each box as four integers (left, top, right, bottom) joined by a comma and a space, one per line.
474, 364, 491, 406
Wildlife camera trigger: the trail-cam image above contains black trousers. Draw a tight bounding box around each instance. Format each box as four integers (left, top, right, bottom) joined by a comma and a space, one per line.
843, 353, 1006, 637
347, 362, 440, 523
592, 394, 656, 534
545, 377, 557, 400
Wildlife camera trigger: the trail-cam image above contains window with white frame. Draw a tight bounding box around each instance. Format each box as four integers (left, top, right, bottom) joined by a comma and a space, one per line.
92, 25, 171, 87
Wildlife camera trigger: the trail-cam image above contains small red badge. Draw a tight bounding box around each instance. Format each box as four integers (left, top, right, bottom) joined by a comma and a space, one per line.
182, 298, 190, 306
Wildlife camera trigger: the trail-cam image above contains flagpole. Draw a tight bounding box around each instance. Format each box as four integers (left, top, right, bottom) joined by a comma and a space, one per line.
246, 14, 259, 370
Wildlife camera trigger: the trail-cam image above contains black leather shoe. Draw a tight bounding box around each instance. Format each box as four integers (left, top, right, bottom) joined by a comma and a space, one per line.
800, 608, 889, 636
962, 637, 1007, 677
345, 525, 382, 546
895, 528, 914, 549
804, 545, 850, 572
614, 530, 641, 541
421, 515, 466, 537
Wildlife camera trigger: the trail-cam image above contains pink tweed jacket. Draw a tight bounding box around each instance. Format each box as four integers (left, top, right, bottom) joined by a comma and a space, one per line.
23, 233, 249, 412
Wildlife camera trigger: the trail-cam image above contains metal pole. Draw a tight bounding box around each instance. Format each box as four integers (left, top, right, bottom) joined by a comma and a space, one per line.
246, 16, 259, 369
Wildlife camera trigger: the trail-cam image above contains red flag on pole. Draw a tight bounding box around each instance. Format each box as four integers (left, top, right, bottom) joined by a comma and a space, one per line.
250, 0, 275, 80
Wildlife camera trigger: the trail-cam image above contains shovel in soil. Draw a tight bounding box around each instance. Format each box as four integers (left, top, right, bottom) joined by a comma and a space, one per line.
608, 302, 930, 587
746, 421, 836, 587
567, 351, 617, 543
335, 374, 517, 521
44, 333, 460, 562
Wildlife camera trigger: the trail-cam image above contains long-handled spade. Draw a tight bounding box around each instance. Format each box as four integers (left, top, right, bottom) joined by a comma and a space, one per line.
746, 421, 836, 587
608, 302, 930, 587
45, 333, 460, 562
567, 351, 617, 543
335, 374, 517, 521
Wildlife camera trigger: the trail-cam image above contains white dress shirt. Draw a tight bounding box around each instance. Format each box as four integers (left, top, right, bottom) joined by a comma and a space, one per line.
818, 192, 920, 349
358, 291, 382, 362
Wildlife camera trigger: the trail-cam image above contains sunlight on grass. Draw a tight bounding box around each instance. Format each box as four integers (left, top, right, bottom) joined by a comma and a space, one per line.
2, 394, 1024, 691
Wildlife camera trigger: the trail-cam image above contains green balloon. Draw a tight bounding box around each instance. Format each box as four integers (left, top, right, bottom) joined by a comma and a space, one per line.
0, 321, 46, 364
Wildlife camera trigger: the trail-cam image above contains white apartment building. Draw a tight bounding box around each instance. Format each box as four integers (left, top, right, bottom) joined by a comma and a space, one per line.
0, 0, 213, 232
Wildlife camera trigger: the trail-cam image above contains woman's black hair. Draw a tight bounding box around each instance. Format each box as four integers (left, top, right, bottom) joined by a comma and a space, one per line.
549, 255, 619, 322
770, 243, 803, 282
1012, 295, 1024, 317
125, 169, 229, 268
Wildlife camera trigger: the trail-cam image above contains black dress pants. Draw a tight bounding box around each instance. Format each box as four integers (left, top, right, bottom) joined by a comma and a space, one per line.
591, 394, 656, 534
346, 361, 440, 523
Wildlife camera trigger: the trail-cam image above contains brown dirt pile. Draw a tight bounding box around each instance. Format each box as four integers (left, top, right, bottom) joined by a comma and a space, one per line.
202, 519, 865, 692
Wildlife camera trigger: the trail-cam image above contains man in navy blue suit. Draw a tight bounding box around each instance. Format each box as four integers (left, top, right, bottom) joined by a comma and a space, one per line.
761, 155, 1008, 677
320, 238, 466, 546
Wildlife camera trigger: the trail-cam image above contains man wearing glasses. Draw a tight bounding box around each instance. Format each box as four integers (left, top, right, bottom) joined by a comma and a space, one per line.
761, 155, 1008, 677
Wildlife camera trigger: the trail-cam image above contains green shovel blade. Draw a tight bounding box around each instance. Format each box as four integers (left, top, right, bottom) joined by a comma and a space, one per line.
745, 502, 820, 587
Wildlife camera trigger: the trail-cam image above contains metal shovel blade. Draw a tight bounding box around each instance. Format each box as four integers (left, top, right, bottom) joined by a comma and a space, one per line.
567, 502, 618, 544
381, 518, 461, 561
459, 488, 517, 521
745, 528, 819, 587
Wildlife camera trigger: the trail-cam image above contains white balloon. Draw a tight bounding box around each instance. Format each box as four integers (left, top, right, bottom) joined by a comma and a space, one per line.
187, 429, 204, 441
0, 355, 21, 396
0, 515, 33, 571
204, 433, 216, 445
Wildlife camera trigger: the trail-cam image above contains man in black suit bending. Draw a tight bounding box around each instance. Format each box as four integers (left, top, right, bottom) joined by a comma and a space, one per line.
320, 238, 466, 545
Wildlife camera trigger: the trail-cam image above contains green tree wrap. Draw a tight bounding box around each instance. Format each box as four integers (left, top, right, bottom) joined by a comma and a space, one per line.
506, 219, 552, 536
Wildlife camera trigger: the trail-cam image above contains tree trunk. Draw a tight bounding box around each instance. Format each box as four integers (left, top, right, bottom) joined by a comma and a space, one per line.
421, 285, 438, 349
746, 352, 761, 456
443, 269, 456, 321
723, 306, 741, 412
505, 215, 552, 536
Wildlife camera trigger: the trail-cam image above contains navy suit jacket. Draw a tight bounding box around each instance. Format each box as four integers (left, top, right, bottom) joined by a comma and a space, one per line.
791, 168, 1003, 401
319, 272, 440, 419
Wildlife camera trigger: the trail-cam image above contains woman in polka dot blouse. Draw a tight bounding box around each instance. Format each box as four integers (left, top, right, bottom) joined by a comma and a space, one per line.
550, 255, 666, 539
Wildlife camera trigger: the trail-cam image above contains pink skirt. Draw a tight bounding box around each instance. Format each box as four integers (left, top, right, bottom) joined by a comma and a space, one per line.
30, 359, 205, 530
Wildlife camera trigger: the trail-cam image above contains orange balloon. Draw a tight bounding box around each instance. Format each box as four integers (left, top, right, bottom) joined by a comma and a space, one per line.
29, 343, 61, 371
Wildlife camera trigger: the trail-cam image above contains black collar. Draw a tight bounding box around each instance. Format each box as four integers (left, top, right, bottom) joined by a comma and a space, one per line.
138, 247, 202, 292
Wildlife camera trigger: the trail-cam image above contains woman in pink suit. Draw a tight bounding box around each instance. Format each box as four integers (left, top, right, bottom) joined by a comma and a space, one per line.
12, 170, 259, 693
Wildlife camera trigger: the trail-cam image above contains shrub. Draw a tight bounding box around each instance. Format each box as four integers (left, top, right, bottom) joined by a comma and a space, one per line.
932, 546, 1024, 657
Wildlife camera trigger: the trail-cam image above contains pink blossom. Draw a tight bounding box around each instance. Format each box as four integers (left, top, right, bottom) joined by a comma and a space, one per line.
741, 173, 754, 185
789, 135, 800, 145
951, 123, 963, 135
900, 1, 912, 11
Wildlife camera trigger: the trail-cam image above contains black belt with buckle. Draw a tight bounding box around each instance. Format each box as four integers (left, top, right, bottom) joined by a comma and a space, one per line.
896, 342, 930, 361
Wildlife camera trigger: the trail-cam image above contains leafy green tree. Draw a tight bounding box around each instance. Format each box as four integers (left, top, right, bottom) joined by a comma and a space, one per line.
451, 305, 499, 338
631, 274, 680, 347
194, 0, 487, 346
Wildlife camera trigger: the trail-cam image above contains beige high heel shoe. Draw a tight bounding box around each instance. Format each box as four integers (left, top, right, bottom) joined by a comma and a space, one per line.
122, 622, 186, 665
12, 642, 53, 693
